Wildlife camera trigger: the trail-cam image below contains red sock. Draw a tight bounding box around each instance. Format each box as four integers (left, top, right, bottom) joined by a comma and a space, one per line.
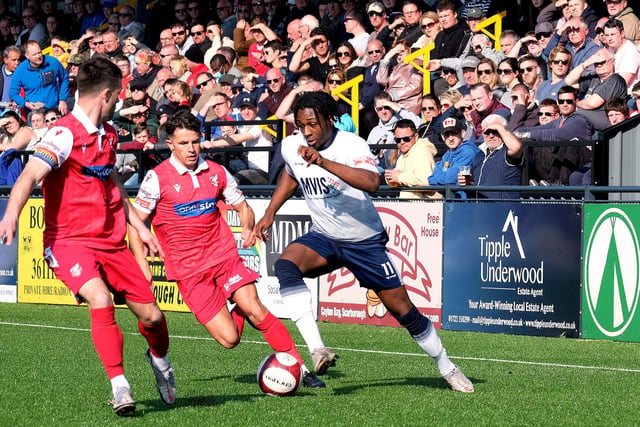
255, 312, 304, 365
138, 314, 169, 358
231, 305, 246, 338
90, 306, 124, 379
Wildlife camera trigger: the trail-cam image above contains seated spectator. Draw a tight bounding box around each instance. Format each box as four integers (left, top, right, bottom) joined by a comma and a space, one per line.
289, 27, 331, 83
468, 82, 511, 143
413, 11, 441, 49
117, 5, 144, 42
439, 88, 462, 115
203, 95, 272, 184
515, 86, 593, 185
170, 55, 190, 82
605, 0, 640, 47
197, 91, 241, 138
247, 22, 278, 76
324, 69, 356, 133
535, 46, 572, 103
260, 67, 292, 117
518, 54, 543, 99
430, 54, 479, 96
183, 45, 209, 89
507, 83, 540, 131
335, 41, 357, 73
233, 66, 267, 116
569, 97, 630, 185
417, 94, 440, 139
165, 79, 193, 110
537, 98, 560, 125
0, 110, 37, 151
564, 47, 628, 131
261, 40, 288, 71
28, 107, 47, 149
429, 116, 481, 185
384, 118, 438, 199
476, 58, 506, 103
544, 16, 600, 71
470, 33, 505, 66
366, 92, 421, 170
496, 57, 520, 108
113, 100, 160, 143
458, 114, 524, 199
377, 40, 423, 115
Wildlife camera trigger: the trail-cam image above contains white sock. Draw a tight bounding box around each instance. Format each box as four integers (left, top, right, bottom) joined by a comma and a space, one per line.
110, 375, 131, 395
150, 353, 171, 372
414, 326, 455, 376
301, 364, 310, 374
295, 311, 325, 353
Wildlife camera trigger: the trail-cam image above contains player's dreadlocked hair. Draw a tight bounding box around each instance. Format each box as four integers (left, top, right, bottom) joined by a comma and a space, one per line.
292, 91, 340, 125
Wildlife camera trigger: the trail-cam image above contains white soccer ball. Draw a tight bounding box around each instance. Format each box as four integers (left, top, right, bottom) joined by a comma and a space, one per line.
257, 352, 302, 396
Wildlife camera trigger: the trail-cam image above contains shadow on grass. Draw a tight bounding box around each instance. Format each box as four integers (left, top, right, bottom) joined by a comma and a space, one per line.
137, 392, 259, 412
331, 376, 485, 394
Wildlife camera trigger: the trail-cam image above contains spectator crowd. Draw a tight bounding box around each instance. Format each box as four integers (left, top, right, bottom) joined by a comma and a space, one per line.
0, 0, 638, 195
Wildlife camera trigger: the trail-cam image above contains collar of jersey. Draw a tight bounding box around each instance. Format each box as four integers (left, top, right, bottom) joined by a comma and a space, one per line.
72, 103, 105, 137
169, 154, 208, 175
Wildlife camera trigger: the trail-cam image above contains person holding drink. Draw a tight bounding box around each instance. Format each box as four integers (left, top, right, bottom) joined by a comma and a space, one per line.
428, 117, 480, 186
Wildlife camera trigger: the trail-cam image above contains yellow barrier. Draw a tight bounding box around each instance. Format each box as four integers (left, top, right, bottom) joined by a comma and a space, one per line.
331, 74, 364, 133
476, 10, 507, 51
404, 42, 434, 96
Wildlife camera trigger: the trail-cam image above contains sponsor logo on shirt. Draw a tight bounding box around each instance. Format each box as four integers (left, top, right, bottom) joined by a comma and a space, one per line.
81, 164, 116, 181
209, 174, 219, 187
173, 184, 181, 193
173, 198, 218, 217
299, 176, 340, 197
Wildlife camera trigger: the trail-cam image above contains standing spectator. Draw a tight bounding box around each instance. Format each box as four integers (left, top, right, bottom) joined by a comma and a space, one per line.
468, 82, 510, 142
384, 118, 438, 199
0, 46, 20, 105
359, 39, 385, 137
567, 0, 598, 38
190, 21, 211, 55
605, 0, 640, 46
10, 41, 68, 115
377, 40, 423, 115
343, 9, 369, 58
432, 0, 471, 59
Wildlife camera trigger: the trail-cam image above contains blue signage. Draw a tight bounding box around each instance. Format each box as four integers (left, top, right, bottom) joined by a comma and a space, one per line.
0, 198, 18, 302
442, 202, 581, 336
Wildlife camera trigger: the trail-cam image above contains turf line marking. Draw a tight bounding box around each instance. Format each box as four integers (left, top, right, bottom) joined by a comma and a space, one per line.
3, 321, 640, 374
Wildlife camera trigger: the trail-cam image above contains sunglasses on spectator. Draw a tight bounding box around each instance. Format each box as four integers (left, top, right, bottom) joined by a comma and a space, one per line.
329, 79, 343, 84
368, 49, 381, 55
312, 39, 327, 46
267, 78, 280, 84
329, 63, 340, 69
217, 6, 229, 10
477, 69, 493, 75
535, 32, 551, 39
421, 106, 436, 111
441, 69, 455, 75
337, 51, 351, 57
175, 8, 187, 13
567, 26, 581, 33
421, 22, 436, 29
375, 106, 392, 112
483, 129, 499, 137
45, 116, 59, 123
558, 98, 575, 105
192, 30, 204, 36
497, 68, 513, 75
172, 30, 186, 36
196, 79, 212, 89
368, 11, 383, 17
395, 134, 415, 144
460, 106, 472, 112
594, 59, 609, 67
519, 66, 535, 73
538, 112, 555, 117
92, 40, 104, 45
551, 59, 569, 65
22, 14, 36, 19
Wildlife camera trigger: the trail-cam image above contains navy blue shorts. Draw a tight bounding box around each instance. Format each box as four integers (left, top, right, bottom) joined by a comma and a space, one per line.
293, 231, 403, 292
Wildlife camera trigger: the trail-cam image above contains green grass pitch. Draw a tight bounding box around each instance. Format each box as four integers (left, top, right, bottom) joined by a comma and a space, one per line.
1, 303, 638, 426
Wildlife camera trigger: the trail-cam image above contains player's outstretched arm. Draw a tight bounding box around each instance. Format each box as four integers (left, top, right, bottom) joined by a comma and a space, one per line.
298, 145, 380, 193
0, 158, 51, 245
255, 170, 299, 240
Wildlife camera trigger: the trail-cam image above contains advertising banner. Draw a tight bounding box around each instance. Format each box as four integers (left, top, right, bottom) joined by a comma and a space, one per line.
318, 201, 444, 328
252, 199, 319, 319
582, 204, 640, 341
0, 198, 18, 302
442, 202, 580, 336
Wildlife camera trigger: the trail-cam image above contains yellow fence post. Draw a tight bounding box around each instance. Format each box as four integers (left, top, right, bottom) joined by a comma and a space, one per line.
330, 74, 364, 133
404, 42, 434, 96
475, 11, 507, 50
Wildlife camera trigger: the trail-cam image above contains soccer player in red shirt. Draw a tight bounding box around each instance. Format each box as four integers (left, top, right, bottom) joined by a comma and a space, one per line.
0, 57, 176, 416
129, 110, 324, 389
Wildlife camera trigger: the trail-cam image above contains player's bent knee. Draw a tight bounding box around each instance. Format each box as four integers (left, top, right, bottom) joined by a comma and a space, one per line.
274, 259, 304, 292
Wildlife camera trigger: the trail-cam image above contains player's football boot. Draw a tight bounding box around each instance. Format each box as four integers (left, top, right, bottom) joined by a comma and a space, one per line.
112, 387, 136, 416
302, 371, 326, 388
443, 366, 474, 393
311, 347, 338, 375
146, 349, 177, 405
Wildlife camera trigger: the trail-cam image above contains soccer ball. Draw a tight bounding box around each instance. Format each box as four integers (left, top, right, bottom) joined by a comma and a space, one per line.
257, 352, 302, 396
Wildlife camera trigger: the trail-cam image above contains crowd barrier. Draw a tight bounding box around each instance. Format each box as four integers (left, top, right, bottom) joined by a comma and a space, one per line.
1, 195, 640, 343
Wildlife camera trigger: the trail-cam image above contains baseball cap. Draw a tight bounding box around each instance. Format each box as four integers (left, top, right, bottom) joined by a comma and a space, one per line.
218, 74, 236, 85
130, 78, 149, 91
466, 7, 485, 20
441, 117, 464, 134
461, 56, 480, 69
184, 45, 204, 64
239, 96, 257, 108
535, 22, 554, 35
68, 54, 85, 66
156, 104, 176, 117
367, 2, 385, 14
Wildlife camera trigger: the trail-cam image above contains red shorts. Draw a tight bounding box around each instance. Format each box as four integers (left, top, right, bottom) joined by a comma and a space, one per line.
44, 243, 155, 305
177, 257, 260, 325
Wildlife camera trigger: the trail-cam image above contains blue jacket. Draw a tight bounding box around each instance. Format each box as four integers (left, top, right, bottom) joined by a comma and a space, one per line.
9, 55, 69, 110
0, 148, 23, 185
429, 141, 481, 185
